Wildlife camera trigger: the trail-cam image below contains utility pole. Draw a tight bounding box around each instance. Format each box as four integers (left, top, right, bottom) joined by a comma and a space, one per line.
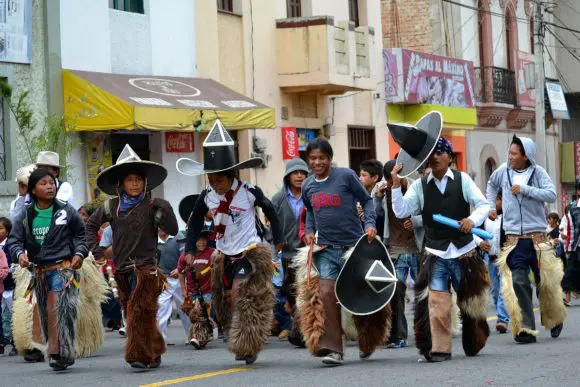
534, 1, 547, 169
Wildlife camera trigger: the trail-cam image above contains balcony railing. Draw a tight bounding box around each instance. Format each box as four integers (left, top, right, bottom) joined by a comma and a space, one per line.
475, 66, 516, 105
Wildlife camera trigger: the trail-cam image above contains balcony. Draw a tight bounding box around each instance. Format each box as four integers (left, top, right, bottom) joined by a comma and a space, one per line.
276, 16, 374, 94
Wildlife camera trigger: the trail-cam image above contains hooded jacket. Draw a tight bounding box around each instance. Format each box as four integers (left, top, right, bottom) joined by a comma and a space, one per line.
486, 136, 556, 235
272, 158, 309, 259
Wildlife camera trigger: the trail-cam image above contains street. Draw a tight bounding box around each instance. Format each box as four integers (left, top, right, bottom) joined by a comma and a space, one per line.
1, 300, 579, 387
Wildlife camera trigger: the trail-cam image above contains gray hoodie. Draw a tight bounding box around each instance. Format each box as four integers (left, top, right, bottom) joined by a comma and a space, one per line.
486, 136, 556, 235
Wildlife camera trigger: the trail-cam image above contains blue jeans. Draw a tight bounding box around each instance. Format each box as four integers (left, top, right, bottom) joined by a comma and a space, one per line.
314, 247, 349, 280
429, 257, 463, 291
395, 253, 419, 282
44, 269, 65, 292
274, 294, 292, 331
488, 259, 510, 324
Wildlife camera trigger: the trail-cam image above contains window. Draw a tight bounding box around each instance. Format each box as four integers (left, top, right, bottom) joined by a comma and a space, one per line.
348, 126, 376, 172
287, 0, 302, 18
505, 7, 517, 70
217, 0, 234, 13
348, 0, 359, 27
109, 0, 144, 14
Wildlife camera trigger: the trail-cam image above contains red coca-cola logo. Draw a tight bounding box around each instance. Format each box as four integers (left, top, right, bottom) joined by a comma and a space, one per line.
286, 130, 297, 158
166, 133, 194, 153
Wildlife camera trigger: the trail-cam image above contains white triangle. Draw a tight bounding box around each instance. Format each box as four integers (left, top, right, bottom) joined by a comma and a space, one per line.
116, 144, 142, 164
365, 260, 397, 294
203, 119, 235, 147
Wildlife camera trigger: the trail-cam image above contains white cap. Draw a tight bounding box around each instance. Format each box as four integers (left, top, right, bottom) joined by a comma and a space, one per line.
15, 164, 37, 185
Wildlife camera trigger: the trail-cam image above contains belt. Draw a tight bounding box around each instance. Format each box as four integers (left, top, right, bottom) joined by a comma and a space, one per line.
324, 245, 350, 250
34, 263, 63, 274
505, 232, 548, 246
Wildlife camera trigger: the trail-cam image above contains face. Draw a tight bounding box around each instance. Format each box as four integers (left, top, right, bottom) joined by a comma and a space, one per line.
307, 148, 332, 178
196, 236, 208, 251
428, 151, 451, 174
32, 175, 56, 201
548, 217, 558, 228
0, 224, 7, 241
158, 228, 168, 239
79, 207, 90, 223
122, 174, 145, 197
288, 171, 307, 190
509, 143, 528, 170
359, 170, 378, 190
39, 165, 60, 178
208, 174, 233, 195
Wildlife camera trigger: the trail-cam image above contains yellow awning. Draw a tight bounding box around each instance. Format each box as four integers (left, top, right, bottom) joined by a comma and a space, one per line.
63, 70, 276, 131
387, 104, 477, 131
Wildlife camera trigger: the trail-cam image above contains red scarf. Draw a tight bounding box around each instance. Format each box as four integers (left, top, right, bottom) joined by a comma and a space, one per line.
213, 180, 240, 240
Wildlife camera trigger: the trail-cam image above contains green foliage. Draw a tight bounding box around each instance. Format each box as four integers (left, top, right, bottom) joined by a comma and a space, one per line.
0, 80, 81, 181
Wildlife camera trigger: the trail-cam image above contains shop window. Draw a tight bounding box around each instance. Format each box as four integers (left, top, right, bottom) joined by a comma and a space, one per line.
348, 126, 376, 173
348, 0, 359, 27
109, 0, 144, 14
287, 0, 302, 18
217, 0, 234, 13
297, 128, 319, 162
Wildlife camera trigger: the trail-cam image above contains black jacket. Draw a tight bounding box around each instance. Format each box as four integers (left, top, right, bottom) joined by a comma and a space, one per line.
8, 199, 88, 267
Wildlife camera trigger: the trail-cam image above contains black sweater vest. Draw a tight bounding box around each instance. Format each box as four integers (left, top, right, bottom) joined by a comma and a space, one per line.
421, 170, 473, 251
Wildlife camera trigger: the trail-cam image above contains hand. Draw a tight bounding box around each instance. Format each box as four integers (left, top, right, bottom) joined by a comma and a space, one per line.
479, 240, 492, 252
71, 255, 83, 270
511, 184, 521, 195
403, 219, 413, 231
184, 253, 194, 267
376, 181, 388, 198
459, 218, 475, 234
488, 210, 497, 220
275, 243, 286, 252
182, 289, 188, 298
304, 233, 315, 246
170, 268, 179, 279
391, 164, 403, 188
18, 253, 29, 268
366, 227, 377, 242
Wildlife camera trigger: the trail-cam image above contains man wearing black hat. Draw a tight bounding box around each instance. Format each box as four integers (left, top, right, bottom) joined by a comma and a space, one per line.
390, 136, 490, 363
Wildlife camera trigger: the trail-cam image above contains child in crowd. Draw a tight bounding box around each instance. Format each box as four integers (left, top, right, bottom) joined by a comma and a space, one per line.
0, 217, 16, 356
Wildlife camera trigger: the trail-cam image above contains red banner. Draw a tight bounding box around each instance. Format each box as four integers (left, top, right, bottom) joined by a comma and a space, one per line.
165, 132, 194, 153
575, 142, 580, 178
282, 127, 299, 160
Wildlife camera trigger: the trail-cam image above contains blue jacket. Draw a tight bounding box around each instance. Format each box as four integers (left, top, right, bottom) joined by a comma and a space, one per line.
486, 137, 556, 235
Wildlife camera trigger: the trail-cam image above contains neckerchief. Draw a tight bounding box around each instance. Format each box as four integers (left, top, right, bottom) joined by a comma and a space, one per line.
119, 191, 145, 212
213, 179, 240, 240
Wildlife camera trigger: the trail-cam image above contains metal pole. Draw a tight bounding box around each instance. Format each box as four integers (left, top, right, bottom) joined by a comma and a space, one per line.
534, 1, 547, 169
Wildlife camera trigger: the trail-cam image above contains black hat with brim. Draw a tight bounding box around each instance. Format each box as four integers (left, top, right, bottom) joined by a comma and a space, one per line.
179, 194, 199, 223
335, 235, 397, 316
96, 161, 167, 196
387, 111, 443, 178
175, 157, 263, 177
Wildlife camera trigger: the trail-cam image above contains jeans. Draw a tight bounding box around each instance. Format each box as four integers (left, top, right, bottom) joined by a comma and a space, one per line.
488, 259, 510, 324
44, 269, 65, 292
274, 294, 292, 331
429, 257, 463, 292
395, 253, 419, 282
389, 253, 419, 342
1, 290, 13, 344
314, 247, 349, 280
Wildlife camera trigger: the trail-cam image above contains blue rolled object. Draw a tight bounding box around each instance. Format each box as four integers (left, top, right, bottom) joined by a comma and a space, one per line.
432, 214, 493, 240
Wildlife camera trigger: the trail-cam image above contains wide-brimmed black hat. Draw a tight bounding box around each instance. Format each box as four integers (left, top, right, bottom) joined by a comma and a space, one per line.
335, 235, 397, 316
387, 111, 442, 177
97, 144, 167, 196
179, 194, 200, 223
176, 119, 263, 176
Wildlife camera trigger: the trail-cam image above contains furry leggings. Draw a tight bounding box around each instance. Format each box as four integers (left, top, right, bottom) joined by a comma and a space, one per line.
116, 266, 167, 365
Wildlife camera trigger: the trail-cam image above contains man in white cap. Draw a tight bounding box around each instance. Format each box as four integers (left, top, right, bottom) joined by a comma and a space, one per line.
36, 151, 74, 204
9, 164, 36, 220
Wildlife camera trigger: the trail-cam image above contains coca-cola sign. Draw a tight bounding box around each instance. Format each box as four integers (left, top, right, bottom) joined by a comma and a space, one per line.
166, 132, 194, 153
282, 127, 299, 160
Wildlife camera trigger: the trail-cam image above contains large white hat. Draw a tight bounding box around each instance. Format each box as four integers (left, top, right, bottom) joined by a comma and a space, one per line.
15, 164, 37, 185
36, 151, 63, 169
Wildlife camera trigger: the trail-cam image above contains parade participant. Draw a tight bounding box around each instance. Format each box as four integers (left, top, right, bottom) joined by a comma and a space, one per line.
271, 157, 308, 346
487, 135, 565, 344
177, 119, 283, 365
8, 168, 88, 370
10, 164, 36, 220
560, 191, 580, 307
359, 159, 385, 238
86, 144, 178, 369
35, 152, 73, 204
295, 137, 389, 367
156, 227, 190, 344
0, 217, 18, 356
389, 112, 490, 363
375, 160, 423, 349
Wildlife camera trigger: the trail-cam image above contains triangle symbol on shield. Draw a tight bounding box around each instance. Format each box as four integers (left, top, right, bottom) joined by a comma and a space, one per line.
365, 260, 397, 294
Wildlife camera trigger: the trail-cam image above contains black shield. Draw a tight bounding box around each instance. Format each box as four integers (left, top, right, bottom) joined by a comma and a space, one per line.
335, 235, 397, 316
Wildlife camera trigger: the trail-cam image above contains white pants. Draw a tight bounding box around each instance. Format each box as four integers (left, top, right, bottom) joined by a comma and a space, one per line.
2, 290, 13, 341
157, 277, 190, 342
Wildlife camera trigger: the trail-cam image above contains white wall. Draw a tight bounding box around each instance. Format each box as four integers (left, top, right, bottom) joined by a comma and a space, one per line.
311, 0, 349, 21
109, 9, 152, 74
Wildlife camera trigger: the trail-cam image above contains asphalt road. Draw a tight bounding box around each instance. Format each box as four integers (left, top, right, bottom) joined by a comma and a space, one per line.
1, 299, 579, 387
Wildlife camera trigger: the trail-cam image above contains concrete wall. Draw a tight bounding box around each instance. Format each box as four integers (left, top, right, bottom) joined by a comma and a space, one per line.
554, 0, 580, 91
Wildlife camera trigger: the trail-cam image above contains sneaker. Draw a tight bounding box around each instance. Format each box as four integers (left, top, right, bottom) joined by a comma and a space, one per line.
150, 356, 161, 369
9, 346, 18, 356
514, 331, 536, 344
427, 352, 452, 362
278, 330, 290, 341
551, 323, 563, 338
322, 351, 343, 366
359, 351, 373, 360
24, 349, 45, 363
49, 355, 74, 371
130, 361, 148, 369
190, 338, 201, 349
118, 327, 126, 337
245, 354, 257, 365
563, 299, 571, 307
386, 339, 408, 349
496, 322, 508, 334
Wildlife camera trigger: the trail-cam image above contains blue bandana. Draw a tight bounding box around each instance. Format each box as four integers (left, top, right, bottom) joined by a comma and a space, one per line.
119, 191, 145, 212
434, 137, 453, 155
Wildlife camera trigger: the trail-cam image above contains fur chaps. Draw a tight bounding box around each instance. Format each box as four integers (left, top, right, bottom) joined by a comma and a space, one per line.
228, 244, 276, 357
537, 243, 567, 329
119, 266, 167, 365
414, 255, 435, 357
211, 250, 231, 335
12, 266, 34, 354
76, 257, 110, 358
354, 305, 392, 353
187, 301, 213, 348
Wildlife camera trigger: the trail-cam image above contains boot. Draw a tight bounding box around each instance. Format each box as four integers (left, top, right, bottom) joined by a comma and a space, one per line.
316, 279, 343, 357
427, 290, 452, 362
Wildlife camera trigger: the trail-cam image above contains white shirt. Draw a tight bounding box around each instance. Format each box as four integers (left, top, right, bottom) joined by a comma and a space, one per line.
392, 168, 489, 259
510, 168, 533, 201
56, 181, 74, 204
474, 215, 502, 256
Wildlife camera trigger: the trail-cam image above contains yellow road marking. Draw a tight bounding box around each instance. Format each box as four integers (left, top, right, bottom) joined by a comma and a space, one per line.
487, 307, 540, 321
140, 367, 253, 387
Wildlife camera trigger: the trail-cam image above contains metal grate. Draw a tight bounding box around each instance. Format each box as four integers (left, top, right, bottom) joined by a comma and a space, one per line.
348, 126, 374, 150
217, 0, 234, 13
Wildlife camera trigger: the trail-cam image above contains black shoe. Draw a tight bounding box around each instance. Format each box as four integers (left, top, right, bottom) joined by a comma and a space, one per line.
321, 352, 344, 366
49, 355, 74, 371
426, 352, 452, 362
150, 356, 161, 369
9, 347, 18, 356
24, 349, 45, 363
359, 351, 374, 360
245, 354, 257, 365
514, 332, 537, 344
551, 323, 563, 338
130, 361, 149, 369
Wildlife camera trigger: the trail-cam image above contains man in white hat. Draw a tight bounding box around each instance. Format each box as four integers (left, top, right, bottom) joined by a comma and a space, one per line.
9, 164, 36, 220
36, 151, 74, 205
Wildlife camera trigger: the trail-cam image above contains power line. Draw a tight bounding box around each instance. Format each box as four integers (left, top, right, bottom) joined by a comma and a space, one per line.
442, 0, 531, 24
